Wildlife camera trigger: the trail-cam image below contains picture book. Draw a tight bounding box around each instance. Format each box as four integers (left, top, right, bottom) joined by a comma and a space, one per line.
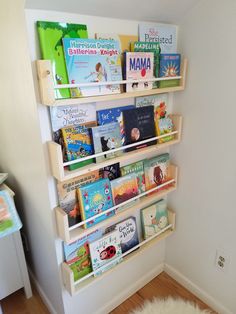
63, 229, 102, 281
139, 23, 177, 53
95, 33, 138, 53
0, 173, 8, 185
89, 229, 123, 276
130, 41, 161, 88
78, 178, 114, 229
159, 53, 181, 88
124, 52, 154, 92
141, 199, 169, 239
91, 123, 123, 163
110, 173, 139, 206
100, 163, 120, 181
105, 216, 139, 253
121, 106, 156, 152
37, 21, 88, 99
49, 103, 96, 143
61, 124, 94, 171
144, 153, 170, 191
120, 161, 145, 194
157, 117, 174, 143
63, 38, 122, 97
97, 105, 135, 126
57, 170, 100, 227
0, 191, 22, 239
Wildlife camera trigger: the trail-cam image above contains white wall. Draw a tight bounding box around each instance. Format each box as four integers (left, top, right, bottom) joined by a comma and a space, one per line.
167, 0, 236, 313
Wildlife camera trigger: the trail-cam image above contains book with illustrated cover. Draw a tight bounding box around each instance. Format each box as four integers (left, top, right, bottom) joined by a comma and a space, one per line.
89, 230, 123, 276
120, 161, 145, 194
57, 170, 100, 227
139, 23, 177, 53
78, 178, 114, 229
61, 124, 94, 171
95, 33, 138, 53
121, 106, 156, 152
49, 103, 96, 143
63, 229, 102, 281
100, 163, 120, 181
63, 38, 122, 97
105, 216, 139, 253
124, 52, 154, 92
141, 200, 169, 239
91, 123, 123, 163
97, 105, 134, 126
159, 54, 181, 88
37, 21, 88, 99
144, 153, 170, 191
110, 173, 139, 206
130, 41, 161, 88
0, 191, 22, 239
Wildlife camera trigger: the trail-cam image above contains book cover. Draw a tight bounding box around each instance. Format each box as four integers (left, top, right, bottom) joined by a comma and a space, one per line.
159, 53, 181, 88
110, 173, 139, 206
130, 41, 160, 88
57, 170, 100, 227
63, 38, 122, 97
124, 52, 154, 92
138, 23, 177, 53
157, 116, 174, 143
97, 105, 134, 126
141, 199, 169, 239
91, 123, 123, 163
89, 230, 123, 276
78, 178, 114, 229
105, 216, 139, 253
120, 161, 145, 194
121, 106, 156, 152
37, 21, 88, 99
100, 163, 120, 181
49, 103, 96, 143
61, 124, 94, 171
95, 33, 138, 53
144, 153, 170, 191
0, 191, 22, 238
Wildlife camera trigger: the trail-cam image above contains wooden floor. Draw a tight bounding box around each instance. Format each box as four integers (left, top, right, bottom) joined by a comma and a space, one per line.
0, 272, 215, 314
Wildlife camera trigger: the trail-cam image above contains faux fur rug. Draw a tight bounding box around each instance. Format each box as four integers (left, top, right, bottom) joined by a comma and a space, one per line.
130, 297, 213, 314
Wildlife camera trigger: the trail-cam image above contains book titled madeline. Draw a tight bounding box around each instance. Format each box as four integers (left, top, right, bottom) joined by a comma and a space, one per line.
63, 38, 122, 97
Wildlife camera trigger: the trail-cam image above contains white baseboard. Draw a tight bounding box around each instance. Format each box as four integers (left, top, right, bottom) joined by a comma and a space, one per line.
164, 264, 233, 314
96, 263, 164, 314
28, 268, 58, 314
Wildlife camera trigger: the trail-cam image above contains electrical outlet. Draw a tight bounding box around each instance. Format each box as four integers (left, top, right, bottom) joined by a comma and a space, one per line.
215, 249, 230, 272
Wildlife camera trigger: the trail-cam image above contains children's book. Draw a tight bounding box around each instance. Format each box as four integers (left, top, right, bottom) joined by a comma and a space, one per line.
100, 163, 120, 181
105, 216, 139, 253
144, 153, 170, 191
0, 173, 8, 185
110, 173, 139, 206
57, 170, 100, 227
157, 117, 174, 143
61, 124, 94, 171
139, 23, 177, 53
37, 21, 88, 99
130, 41, 161, 88
95, 33, 138, 53
124, 52, 154, 92
121, 106, 156, 152
89, 230, 123, 276
91, 123, 123, 163
49, 103, 96, 143
120, 161, 145, 194
141, 200, 169, 239
97, 105, 134, 126
159, 54, 181, 88
63, 229, 102, 281
63, 38, 122, 97
0, 191, 22, 239
78, 178, 114, 229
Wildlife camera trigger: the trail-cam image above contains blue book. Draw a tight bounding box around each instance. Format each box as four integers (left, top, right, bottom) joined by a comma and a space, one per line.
159, 53, 181, 88
97, 105, 135, 125
78, 178, 114, 228
0, 191, 22, 238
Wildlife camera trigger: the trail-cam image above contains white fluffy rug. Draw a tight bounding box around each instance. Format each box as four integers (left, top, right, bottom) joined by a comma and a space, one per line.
130, 297, 212, 314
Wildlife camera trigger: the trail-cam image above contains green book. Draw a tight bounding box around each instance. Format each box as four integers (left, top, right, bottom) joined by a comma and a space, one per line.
37, 21, 88, 99
130, 41, 161, 88
120, 161, 145, 194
